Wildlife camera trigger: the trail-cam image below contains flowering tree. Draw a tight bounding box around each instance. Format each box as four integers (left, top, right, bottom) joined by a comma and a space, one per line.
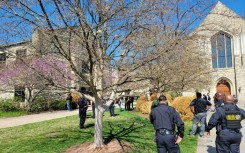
0, 57, 72, 110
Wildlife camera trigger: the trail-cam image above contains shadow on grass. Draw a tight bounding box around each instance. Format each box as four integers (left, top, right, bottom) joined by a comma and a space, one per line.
85, 123, 94, 128
103, 119, 155, 152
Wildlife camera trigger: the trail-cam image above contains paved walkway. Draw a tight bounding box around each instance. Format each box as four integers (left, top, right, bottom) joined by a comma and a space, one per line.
196, 105, 245, 153
0, 109, 81, 129
0, 106, 94, 129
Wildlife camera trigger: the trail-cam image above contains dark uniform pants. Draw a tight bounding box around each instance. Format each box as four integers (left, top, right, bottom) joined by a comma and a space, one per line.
109, 106, 115, 116
156, 132, 180, 153
215, 129, 242, 153
79, 108, 87, 128
125, 102, 130, 110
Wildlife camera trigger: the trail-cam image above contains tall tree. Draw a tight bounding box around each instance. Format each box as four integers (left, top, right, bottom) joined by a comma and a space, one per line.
0, 0, 216, 148
134, 29, 212, 93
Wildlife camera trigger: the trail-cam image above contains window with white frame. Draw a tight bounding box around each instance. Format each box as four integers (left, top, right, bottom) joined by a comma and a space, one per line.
211, 33, 232, 69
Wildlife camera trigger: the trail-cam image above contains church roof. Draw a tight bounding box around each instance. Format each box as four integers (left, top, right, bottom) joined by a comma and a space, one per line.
209, 1, 242, 19
194, 1, 245, 36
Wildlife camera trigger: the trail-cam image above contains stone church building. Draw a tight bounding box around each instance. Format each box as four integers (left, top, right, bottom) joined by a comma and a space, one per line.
191, 1, 245, 106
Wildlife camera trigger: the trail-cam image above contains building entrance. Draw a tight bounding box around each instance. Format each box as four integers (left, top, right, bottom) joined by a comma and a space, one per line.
216, 79, 231, 96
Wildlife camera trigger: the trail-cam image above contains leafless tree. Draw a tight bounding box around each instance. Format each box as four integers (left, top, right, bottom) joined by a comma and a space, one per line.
0, 0, 216, 148
133, 29, 212, 93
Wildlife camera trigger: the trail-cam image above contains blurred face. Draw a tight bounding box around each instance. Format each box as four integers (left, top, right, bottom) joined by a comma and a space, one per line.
216, 92, 224, 100
157, 93, 161, 98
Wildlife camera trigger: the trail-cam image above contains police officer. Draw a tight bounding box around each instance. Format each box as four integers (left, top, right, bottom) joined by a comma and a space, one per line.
189, 92, 211, 137
150, 95, 184, 153
206, 94, 245, 153
78, 95, 88, 129
214, 92, 225, 109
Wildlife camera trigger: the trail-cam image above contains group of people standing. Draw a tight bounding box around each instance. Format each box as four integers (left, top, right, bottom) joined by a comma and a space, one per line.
150, 91, 245, 153
189, 91, 245, 153
68, 93, 135, 129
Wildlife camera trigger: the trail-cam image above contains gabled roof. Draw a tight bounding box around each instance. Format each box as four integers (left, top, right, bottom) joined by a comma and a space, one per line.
209, 1, 242, 19
194, 1, 245, 36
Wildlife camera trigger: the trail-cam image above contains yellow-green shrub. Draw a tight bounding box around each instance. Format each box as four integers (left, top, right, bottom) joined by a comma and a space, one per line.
136, 93, 172, 114
71, 92, 80, 103
171, 96, 195, 121
136, 95, 148, 112
136, 93, 195, 121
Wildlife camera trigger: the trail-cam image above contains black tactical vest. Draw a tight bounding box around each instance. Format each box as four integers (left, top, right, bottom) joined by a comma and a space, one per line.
224, 106, 242, 129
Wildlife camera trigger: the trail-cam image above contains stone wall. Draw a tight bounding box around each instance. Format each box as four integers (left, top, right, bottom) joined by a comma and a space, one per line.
193, 2, 245, 106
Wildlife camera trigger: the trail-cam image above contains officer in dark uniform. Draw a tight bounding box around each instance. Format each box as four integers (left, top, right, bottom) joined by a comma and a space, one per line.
207, 94, 245, 153
189, 92, 211, 137
150, 95, 184, 153
125, 96, 131, 111
214, 92, 225, 109
78, 95, 88, 129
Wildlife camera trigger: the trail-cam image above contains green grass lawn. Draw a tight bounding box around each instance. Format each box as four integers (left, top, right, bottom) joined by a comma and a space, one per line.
0, 111, 27, 118
0, 110, 198, 153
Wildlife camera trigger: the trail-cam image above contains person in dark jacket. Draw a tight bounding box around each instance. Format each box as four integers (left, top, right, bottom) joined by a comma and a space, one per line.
78, 95, 88, 129
109, 99, 115, 117
189, 92, 211, 137
150, 95, 184, 153
214, 92, 225, 110
125, 96, 131, 111
207, 94, 245, 153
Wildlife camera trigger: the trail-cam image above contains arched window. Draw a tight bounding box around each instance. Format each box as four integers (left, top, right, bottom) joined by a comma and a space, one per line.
211, 33, 232, 68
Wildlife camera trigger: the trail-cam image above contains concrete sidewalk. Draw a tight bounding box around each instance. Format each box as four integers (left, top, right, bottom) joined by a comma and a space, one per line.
0, 109, 80, 129
196, 106, 245, 153
0, 105, 95, 129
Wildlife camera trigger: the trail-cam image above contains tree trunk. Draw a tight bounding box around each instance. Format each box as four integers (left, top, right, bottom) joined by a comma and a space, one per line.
94, 98, 105, 147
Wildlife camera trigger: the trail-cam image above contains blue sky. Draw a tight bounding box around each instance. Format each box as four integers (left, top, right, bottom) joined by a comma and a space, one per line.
0, 0, 244, 45
221, 0, 245, 17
